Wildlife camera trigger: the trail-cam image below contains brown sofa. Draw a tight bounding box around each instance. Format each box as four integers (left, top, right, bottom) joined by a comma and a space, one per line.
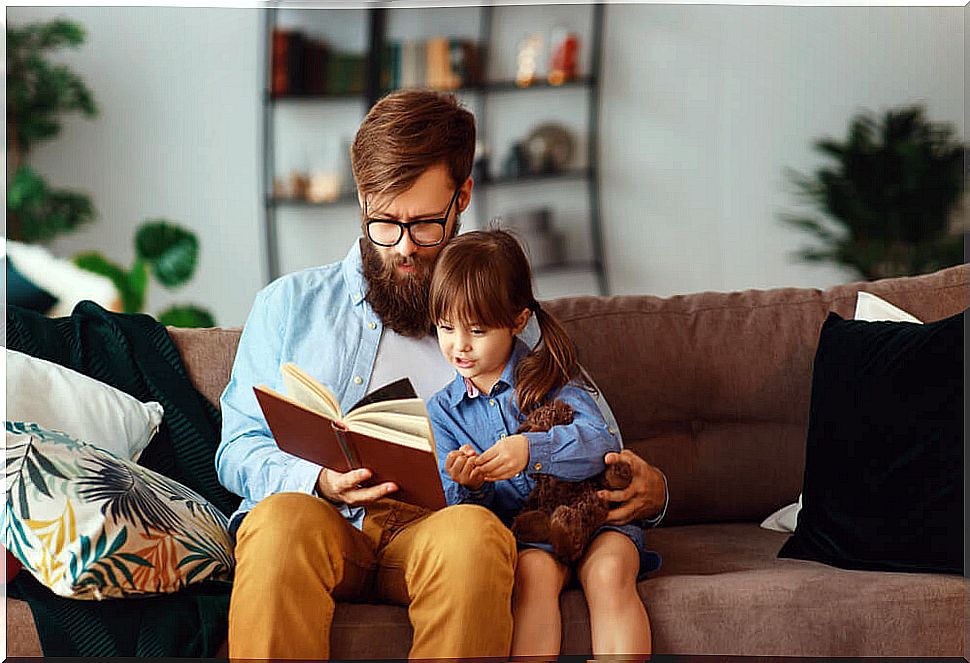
7, 264, 968, 658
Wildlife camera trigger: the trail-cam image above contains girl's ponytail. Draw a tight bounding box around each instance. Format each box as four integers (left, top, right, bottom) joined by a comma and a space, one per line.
514, 302, 589, 415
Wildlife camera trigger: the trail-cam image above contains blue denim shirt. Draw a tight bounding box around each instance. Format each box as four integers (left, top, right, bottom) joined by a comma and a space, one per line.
218, 239, 668, 531
428, 339, 623, 523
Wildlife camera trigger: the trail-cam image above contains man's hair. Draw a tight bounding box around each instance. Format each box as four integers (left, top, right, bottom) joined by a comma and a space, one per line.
351, 89, 476, 201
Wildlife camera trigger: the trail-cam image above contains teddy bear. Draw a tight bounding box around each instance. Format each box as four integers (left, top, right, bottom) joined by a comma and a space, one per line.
511, 399, 632, 563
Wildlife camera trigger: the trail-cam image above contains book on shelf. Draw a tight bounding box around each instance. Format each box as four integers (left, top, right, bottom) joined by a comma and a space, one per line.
253, 363, 446, 511
386, 37, 481, 91
271, 28, 305, 96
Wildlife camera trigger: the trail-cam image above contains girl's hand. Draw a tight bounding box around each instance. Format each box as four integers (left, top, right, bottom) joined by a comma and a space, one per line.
476, 434, 530, 482
446, 446, 485, 489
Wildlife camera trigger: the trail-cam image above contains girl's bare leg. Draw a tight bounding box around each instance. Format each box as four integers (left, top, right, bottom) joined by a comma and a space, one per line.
510, 547, 570, 661
577, 531, 651, 659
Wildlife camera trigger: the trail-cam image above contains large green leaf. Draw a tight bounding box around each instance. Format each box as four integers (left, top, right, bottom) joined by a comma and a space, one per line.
134, 220, 199, 287
157, 305, 216, 329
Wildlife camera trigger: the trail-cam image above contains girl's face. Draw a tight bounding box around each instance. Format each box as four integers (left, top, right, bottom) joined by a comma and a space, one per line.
436, 310, 530, 394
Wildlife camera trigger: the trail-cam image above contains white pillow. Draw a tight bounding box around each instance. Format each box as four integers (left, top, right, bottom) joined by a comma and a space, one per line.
5, 349, 163, 462
760, 292, 923, 533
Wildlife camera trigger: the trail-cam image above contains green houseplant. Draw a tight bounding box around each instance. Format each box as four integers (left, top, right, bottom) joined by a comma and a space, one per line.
74, 221, 216, 328
6, 19, 97, 243
781, 106, 965, 280
7, 18, 216, 327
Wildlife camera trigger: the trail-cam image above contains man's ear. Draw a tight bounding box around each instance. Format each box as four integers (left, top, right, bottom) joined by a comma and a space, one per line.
513, 308, 531, 335
458, 177, 474, 213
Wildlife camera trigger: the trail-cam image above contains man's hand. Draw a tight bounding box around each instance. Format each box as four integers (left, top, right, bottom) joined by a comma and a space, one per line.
446, 444, 485, 489
316, 467, 397, 506
597, 449, 666, 526
476, 434, 530, 482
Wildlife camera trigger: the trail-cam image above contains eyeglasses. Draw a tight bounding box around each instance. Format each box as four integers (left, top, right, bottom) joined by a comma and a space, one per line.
365, 186, 461, 248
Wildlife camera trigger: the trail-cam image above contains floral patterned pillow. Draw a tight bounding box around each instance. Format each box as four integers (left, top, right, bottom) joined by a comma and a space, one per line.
3, 422, 233, 599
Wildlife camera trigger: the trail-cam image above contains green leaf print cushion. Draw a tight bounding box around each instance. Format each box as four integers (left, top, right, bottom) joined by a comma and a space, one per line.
3, 422, 233, 599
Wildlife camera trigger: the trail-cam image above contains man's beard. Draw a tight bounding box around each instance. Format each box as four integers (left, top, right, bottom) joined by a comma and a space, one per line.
361, 241, 436, 338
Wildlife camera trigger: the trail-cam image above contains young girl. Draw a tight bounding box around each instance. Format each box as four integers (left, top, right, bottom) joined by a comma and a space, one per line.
425, 229, 652, 659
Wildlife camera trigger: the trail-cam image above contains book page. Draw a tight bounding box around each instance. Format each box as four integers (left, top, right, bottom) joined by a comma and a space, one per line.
281, 363, 342, 419
349, 411, 431, 440
346, 420, 434, 452
347, 397, 429, 420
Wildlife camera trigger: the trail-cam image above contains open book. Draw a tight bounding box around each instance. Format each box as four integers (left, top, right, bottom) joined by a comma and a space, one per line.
253, 363, 446, 511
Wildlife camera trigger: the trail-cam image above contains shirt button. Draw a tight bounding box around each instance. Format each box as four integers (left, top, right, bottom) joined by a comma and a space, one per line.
533, 462, 542, 471
353, 376, 363, 385
608, 427, 616, 435
489, 399, 495, 406
368, 322, 377, 330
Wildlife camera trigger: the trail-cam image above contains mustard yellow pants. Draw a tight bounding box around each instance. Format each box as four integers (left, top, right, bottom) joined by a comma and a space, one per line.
228, 492, 517, 660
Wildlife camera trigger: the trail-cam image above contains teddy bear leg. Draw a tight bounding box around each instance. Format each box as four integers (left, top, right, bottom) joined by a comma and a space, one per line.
603, 460, 633, 490
512, 510, 552, 543
548, 496, 609, 563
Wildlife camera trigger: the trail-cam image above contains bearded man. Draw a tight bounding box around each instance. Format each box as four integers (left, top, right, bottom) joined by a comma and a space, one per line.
217, 89, 668, 660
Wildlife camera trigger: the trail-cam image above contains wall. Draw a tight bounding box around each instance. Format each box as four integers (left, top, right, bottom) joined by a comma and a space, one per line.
601, 4, 965, 296
6, 6, 264, 327
6, 4, 964, 325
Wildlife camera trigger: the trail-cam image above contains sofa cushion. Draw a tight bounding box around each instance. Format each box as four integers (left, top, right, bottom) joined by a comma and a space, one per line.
777, 310, 963, 574
3, 422, 234, 600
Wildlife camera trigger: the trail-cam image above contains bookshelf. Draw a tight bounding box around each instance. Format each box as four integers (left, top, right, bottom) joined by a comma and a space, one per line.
262, 4, 609, 296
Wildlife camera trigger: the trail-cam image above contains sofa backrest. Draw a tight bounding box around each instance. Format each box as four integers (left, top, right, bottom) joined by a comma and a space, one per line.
168, 263, 969, 527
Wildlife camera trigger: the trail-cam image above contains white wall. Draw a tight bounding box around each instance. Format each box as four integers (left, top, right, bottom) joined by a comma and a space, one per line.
6, 5, 964, 325
601, 4, 965, 296
6, 6, 264, 327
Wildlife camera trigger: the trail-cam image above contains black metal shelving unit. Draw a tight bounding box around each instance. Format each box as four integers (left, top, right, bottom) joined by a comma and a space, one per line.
262, 4, 608, 294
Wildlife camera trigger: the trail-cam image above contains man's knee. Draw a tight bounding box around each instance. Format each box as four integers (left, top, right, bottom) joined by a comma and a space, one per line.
419, 504, 516, 572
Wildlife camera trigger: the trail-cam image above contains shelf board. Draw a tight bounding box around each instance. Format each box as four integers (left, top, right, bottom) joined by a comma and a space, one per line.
267, 170, 592, 208
482, 169, 592, 186
269, 194, 359, 208
267, 76, 596, 103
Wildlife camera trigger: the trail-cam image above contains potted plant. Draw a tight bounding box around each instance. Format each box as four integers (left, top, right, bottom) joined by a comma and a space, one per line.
781, 105, 965, 280
7, 18, 216, 327
6, 19, 97, 243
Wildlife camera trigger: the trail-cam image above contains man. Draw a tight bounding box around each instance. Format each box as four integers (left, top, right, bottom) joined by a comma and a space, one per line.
216, 89, 668, 660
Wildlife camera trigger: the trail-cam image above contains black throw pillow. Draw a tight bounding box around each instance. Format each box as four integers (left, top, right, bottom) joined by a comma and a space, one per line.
778, 309, 964, 574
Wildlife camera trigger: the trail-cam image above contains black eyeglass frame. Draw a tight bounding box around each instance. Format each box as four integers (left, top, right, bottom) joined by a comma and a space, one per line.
364, 186, 462, 248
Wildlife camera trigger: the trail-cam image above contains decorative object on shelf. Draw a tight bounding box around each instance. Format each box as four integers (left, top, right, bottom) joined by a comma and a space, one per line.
501, 207, 565, 269
307, 171, 341, 204
6, 19, 97, 243
548, 28, 580, 85
780, 105, 965, 280
524, 122, 576, 174
472, 140, 491, 183
74, 220, 217, 327
502, 142, 529, 179
515, 32, 544, 87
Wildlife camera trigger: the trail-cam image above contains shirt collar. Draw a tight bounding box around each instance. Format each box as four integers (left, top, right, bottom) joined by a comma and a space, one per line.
445, 337, 531, 406
341, 238, 367, 307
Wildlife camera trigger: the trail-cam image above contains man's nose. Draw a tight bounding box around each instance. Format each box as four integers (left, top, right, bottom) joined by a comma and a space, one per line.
395, 230, 417, 258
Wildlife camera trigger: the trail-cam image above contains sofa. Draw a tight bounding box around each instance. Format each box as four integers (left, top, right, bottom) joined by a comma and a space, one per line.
6, 263, 968, 658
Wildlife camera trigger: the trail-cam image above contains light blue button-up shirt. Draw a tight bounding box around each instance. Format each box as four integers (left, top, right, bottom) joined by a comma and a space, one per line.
428, 338, 621, 523
217, 239, 667, 531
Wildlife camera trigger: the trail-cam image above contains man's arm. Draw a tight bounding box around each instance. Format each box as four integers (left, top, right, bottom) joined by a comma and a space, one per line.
597, 449, 668, 527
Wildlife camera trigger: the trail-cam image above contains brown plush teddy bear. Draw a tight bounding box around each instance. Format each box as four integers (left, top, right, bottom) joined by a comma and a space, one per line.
511, 400, 632, 563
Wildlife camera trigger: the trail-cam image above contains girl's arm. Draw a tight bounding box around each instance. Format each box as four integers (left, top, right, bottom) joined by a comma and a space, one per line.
428, 396, 496, 508
519, 382, 622, 481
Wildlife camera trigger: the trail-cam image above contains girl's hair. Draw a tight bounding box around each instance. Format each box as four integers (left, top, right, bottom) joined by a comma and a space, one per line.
429, 229, 589, 414
351, 89, 476, 201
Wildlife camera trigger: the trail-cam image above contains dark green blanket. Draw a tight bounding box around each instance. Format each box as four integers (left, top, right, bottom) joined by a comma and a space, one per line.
6, 301, 241, 657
